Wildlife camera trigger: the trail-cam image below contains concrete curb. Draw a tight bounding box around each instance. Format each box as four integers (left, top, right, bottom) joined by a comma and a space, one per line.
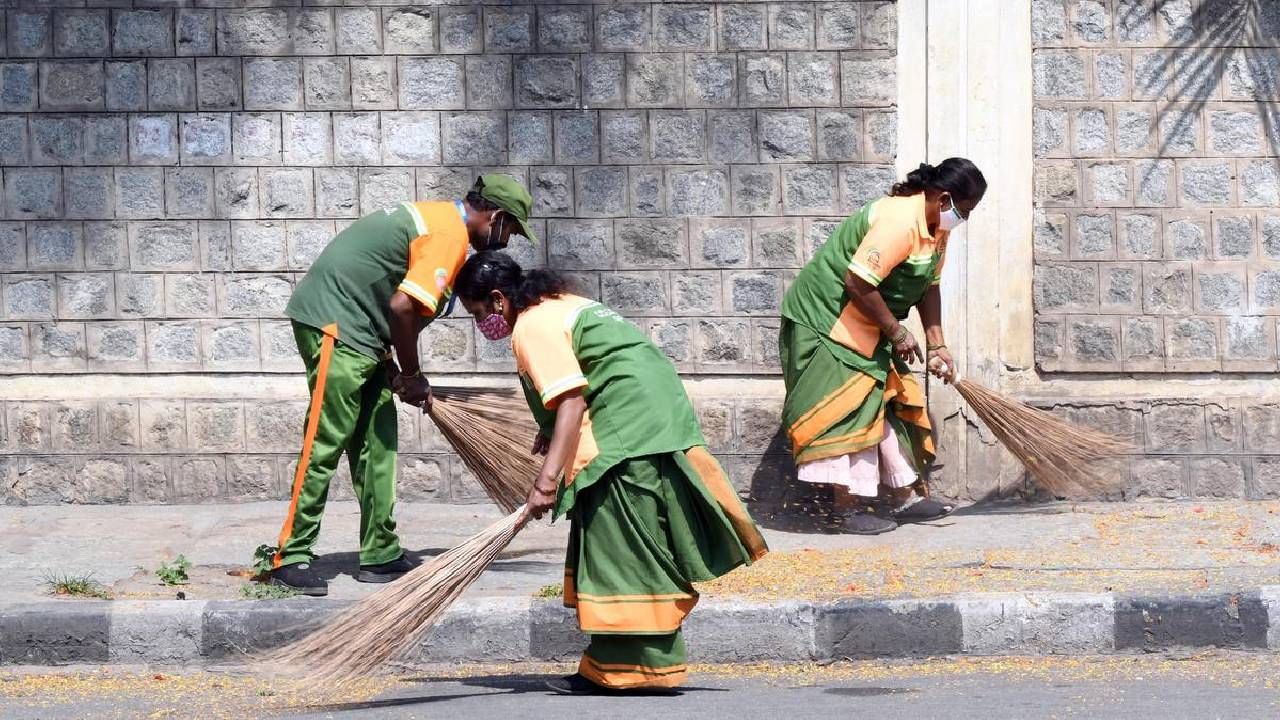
3, 589, 1279, 667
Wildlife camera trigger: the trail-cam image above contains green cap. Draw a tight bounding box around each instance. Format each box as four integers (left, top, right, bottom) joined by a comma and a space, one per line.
476, 174, 537, 244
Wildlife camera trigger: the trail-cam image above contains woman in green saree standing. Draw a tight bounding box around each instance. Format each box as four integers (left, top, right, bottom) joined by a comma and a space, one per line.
780, 158, 987, 535
455, 251, 768, 695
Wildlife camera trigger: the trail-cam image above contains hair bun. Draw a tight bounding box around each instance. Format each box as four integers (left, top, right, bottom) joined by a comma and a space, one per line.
888, 157, 986, 201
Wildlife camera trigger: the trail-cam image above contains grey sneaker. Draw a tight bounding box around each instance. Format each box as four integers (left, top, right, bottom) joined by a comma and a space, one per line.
831, 509, 898, 535
889, 496, 955, 524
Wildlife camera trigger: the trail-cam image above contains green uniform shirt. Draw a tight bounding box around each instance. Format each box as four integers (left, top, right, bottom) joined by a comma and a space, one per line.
286, 201, 470, 359
781, 193, 947, 361
511, 295, 705, 515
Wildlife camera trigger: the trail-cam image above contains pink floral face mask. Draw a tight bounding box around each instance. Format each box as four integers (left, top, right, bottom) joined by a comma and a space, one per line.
476, 312, 512, 340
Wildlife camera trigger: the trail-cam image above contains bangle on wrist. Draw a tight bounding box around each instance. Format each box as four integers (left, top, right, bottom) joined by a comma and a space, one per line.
927, 343, 947, 351
890, 326, 910, 344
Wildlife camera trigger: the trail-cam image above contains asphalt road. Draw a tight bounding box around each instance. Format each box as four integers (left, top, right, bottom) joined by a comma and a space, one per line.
2, 656, 1278, 720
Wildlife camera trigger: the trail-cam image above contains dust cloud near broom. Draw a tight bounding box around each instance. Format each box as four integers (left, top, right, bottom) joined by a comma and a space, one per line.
260, 388, 537, 682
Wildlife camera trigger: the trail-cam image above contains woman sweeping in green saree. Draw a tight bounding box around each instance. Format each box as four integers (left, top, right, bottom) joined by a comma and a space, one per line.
781, 158, 987, 535
455, 251, 768, 695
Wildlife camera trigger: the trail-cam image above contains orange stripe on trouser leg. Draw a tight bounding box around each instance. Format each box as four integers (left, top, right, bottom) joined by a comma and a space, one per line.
274, 325, 337, 568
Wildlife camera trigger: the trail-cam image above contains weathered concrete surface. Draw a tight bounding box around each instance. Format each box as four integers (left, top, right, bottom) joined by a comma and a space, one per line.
6, 655, 1280, 720
4, 500, 1280, 606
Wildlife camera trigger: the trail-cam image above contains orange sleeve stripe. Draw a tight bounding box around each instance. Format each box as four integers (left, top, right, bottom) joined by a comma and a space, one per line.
540, 374, 588, 406
398, 279, 438, 311
402, 202, 428, 235
848, 261, 883, 286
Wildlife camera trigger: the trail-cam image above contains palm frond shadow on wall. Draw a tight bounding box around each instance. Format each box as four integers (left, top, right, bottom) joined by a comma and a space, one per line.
1120, 0, 1280, 193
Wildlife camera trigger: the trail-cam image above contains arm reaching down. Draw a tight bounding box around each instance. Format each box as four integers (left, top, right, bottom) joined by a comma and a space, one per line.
916, 285, 954, 383
389, 290, 433, 408
520, 389, 586, 524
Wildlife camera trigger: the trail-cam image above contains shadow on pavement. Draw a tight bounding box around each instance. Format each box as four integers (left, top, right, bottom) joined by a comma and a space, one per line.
308, 548, 559, 583
944, 501, 1079, 518
305, 673, 728, 712
303, 691, 501, 713
306, 548, 443, 582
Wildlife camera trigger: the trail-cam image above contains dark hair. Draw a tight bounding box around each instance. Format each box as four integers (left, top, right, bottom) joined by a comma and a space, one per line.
889, 157, 987, 203
464, 189, 501, 213
455, 250, 568, 313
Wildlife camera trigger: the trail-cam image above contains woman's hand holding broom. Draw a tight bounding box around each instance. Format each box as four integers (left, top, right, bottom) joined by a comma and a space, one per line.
917, 285, 952, 382
520, 480, 558, 527
927, 345, 956, 384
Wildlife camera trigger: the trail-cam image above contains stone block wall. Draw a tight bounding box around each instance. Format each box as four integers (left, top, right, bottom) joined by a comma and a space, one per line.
0, 392, 789, 505
0, 1, 897, 505
1032, 0, 1280, 373
1024, 396, 1280, 501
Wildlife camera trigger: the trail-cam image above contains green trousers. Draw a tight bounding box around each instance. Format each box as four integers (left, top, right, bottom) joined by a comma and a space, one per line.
274, 322, 402, 568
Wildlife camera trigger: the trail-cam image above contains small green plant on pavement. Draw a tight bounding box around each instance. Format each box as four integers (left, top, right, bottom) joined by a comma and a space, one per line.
251, 544, 278, 578
240, 583, 298, 600
534, 583, 563, 598
155, 555, 192, 586
43, 571, 111, 600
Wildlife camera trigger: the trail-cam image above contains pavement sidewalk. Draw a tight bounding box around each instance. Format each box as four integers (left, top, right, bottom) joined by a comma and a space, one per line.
2, 500, 1279, 666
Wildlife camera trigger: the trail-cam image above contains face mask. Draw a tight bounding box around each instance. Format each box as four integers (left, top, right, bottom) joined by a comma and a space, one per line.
486, 214, 506, 249
938, 197, 967, 232
477, 312, 512, 341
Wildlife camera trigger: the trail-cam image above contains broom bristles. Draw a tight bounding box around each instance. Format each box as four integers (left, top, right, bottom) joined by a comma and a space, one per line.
429, 389, 541, 512
951, 378, 1133, 497
262, 506, 525, 683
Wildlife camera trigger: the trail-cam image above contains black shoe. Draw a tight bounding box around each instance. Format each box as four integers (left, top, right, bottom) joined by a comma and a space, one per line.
546, 673, 681, 697
357, 553, 417, 583
546, 673, 609, 696
830, 508, 898, 535
270, 562, 328, 597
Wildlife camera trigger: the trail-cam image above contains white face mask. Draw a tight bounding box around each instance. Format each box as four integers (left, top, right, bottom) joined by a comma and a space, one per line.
486, 213, 504, 249
938, 196, 966, 232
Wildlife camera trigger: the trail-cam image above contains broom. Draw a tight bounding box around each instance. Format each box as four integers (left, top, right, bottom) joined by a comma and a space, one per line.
938, 363, 1132, 497
428, 388, 541, 512
262, 506, 525, 683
